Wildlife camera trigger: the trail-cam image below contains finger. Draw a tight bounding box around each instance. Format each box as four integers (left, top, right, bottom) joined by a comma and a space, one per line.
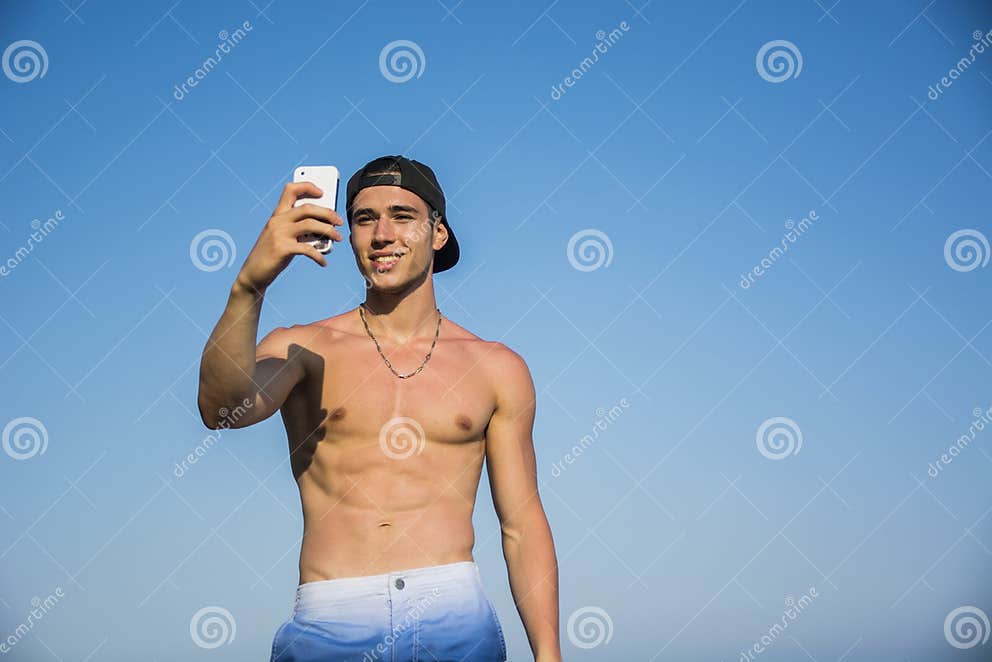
294, 218, 344, 243
287, 241, 328, 267
275, 181, 324, 214
286, 203, 341, 225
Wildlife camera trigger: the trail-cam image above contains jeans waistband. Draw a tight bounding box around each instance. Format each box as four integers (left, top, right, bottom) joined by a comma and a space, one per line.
295, 560, 480, 611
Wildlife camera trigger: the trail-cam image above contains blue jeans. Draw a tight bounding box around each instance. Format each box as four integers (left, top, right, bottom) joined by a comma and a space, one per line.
269, 560, 507, 662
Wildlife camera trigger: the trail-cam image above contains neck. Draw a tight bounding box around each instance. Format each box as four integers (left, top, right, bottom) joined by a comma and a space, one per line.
361, 273, 440, 344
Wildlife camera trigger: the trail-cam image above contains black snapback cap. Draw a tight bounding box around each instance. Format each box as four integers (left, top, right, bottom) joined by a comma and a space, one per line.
346, 155, 459, 273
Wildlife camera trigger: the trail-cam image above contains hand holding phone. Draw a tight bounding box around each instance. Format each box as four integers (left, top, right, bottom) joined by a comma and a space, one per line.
293, 165, 340, 254
235, 173, 344, 293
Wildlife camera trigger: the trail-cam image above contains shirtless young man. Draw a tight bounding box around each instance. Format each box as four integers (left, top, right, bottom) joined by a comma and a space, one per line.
196, 156, 561, 662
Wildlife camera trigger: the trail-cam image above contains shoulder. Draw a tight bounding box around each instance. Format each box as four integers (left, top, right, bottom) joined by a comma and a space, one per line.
445, 326, 533, 404
485, 341, 529, 373
257, 317, 345, 358
456, 332, 528, 372
279, 311, 356, 341
479, 341, 534, 406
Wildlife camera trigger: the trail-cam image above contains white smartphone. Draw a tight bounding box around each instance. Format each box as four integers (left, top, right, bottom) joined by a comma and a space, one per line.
292, 165, 340, 254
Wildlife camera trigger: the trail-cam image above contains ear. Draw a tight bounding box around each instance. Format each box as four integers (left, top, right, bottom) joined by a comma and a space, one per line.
431, 217, 449, 252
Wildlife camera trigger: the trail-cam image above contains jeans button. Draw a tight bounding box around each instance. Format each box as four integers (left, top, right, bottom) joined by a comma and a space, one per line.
394, 578, 405, 590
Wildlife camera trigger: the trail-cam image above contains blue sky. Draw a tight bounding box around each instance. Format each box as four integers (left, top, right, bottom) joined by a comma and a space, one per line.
2, 0, 992, 660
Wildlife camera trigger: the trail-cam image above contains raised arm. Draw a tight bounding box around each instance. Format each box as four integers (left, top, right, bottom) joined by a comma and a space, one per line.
196, 180, 343, 429
485, 344, 562, 662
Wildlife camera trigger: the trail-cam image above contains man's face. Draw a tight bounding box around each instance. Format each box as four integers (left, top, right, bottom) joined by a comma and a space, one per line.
349, 184, 448, 290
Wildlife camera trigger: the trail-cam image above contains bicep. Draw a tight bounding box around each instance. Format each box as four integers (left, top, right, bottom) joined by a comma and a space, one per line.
485, 347, 543, 537
227, 327, 306, 429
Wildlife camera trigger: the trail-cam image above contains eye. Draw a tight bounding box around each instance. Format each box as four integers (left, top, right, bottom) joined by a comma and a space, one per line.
395, 215, 414, 220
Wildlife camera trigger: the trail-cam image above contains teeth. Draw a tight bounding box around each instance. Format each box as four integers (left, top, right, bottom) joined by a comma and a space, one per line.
374, 255, 400, 263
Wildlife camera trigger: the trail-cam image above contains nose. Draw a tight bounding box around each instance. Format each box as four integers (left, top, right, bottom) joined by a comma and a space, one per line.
372, 218, 396, 245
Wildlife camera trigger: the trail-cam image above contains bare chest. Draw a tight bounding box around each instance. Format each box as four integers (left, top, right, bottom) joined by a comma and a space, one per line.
281, 334, 496, 468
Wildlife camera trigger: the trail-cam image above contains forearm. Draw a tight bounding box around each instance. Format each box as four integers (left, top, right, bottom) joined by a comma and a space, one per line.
196, 279, 265, 426
503, 509, 561, 660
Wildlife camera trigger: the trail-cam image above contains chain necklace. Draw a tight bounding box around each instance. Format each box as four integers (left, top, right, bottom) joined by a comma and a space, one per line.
358, 303, 442, 379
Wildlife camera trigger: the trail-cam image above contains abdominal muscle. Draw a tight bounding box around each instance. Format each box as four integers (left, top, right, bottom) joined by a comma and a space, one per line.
293, 432, 485, 584
275, 319, 496, 585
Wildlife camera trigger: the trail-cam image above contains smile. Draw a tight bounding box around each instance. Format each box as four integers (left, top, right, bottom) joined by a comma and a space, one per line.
370, 254, 403, 271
